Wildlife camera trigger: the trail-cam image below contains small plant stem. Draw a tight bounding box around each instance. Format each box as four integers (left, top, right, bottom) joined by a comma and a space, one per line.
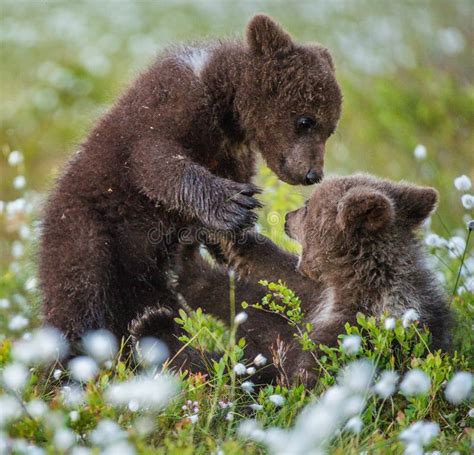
226, 271, 237, 437
452, 228, 471, 296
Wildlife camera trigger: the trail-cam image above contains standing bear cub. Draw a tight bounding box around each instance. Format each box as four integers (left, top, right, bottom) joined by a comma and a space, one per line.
39, 14, 342, 343
133, 175, 450, 383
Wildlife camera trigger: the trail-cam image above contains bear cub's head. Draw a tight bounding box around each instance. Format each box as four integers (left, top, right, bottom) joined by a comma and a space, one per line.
285, 174, 438, 280
239, 15, 342, 186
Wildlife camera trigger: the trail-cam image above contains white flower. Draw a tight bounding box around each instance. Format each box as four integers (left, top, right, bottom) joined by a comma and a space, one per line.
90, 419, 126, 447
6, 198, 26, 219
400, 369, 431, 396
340, 360, 375, 393
68, 356, 99, 382
135, 337, 169, 366
468, 408, 474, 418
425, 233, 447, 248
13, 176, 26, 190
402, 309, 420, 328
342, 395, 366, 418
2, 362, 29, 390
0, 395, 23, 426
438, 27, 465, 54
11, 241, 24, 258
249, 403, 263, 411
403, 443, 424, 455
454, 175, 472, 192
237, 419, 265, 442
69, 411, 80, 422
444, 372, 473, 404
71, 446, 92, 455
105, 374, 179, 411
8, 150, 24, 166
461, 194, 474, 210
53, 369, 62, 380
26, 400, 48, 418
268, 394, 285, 406
54, 428, 76, 450
8, 314, 29, 331
61, 386, 85, 407
234, 311, 248, 325
0, 298, 10, 309
465, 277, 474, 293
24, 277, 38, 292
226, 412, 234, 421
374, 371, 399, 399
342, 335, 361, 355
188, 414, 199, 424
448, 236, 466, 258
413, 144, 427, 161
384, 317, 396, 330
241, 381, 255, 393
12, 326, 68, 365
102, 442, 136, 455
344, 416, 363, 434
82, 329, 118, 363
233, 363, 247, 375
399, 420, 439, 447
246, 366, 256, 375
254, 354, 267, 366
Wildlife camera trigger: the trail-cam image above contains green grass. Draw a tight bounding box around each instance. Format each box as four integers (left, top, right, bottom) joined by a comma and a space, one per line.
0, 1, 473, 453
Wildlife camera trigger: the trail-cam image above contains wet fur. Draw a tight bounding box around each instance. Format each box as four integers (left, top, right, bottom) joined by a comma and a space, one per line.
133, 175, 451, 384
39, 15, 341, 344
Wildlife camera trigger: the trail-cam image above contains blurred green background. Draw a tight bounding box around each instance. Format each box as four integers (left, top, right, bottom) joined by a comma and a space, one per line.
1, 0, 473, 245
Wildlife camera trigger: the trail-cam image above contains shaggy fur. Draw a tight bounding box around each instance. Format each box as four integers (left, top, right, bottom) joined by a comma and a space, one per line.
39, 14, 342, 344
132, 175, 451, 384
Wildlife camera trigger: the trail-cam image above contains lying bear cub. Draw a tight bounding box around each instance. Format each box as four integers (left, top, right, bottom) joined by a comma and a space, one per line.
131, 174, 451, 385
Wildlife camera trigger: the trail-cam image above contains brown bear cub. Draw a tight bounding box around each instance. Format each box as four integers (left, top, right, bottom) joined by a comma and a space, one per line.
39, 14, 342, 344
131, 174, 451, 383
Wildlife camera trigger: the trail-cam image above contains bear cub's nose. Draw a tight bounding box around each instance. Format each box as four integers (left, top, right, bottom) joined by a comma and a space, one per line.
305, 169, 321, 185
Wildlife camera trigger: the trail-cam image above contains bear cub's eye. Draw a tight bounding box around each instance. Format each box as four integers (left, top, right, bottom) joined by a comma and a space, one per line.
296, 116, 316, 133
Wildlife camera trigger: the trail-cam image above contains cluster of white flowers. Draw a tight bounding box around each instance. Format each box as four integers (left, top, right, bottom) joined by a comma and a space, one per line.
444, 372, 473, 404
2, 363, 30, 391
400, 369, 431, 396
11, 326, 68, 366
183, 400, 200, 424
399, 420, 439, 454
454, 175, 472, 192
82, 329, 118, 363
105, 374, 179, 412
402, 309, 420, 328
341, 334, 362, 355
135, 336, 169, 366
268, 394, 285, 407
68, 356, 99, 383
238, 360, 374, 454
373, 370, 399, 399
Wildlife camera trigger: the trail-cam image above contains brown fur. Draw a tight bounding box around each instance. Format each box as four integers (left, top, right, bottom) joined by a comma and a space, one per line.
39, 14, 341, 344
133, 175, 451, 384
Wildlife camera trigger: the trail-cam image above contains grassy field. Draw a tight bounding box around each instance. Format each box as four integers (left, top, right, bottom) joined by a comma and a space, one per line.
1, 1, 473, 453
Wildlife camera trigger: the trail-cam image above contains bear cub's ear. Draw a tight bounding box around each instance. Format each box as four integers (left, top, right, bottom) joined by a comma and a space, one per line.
336, 188, 395, 233
246, 14, 293, 55
392, 186, 438, 228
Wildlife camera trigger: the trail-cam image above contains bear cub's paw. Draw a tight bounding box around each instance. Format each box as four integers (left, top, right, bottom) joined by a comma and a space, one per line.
201, 178, 262, 232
